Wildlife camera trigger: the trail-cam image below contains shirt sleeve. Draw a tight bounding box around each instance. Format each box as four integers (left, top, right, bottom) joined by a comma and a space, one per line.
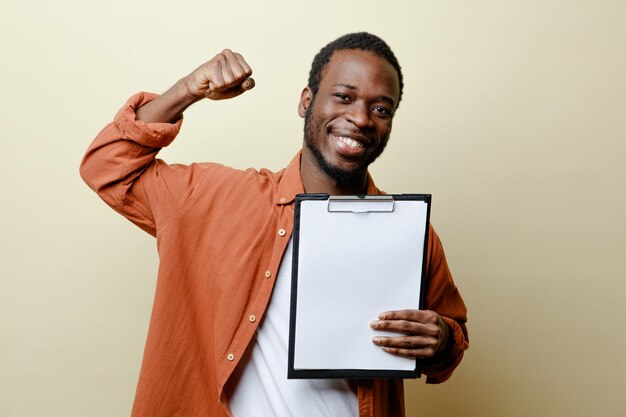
421, 226, 470, 383
80, 92, 206, 236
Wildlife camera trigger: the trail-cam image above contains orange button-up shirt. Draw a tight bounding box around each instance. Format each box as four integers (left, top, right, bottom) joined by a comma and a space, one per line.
80, 92, 469, 417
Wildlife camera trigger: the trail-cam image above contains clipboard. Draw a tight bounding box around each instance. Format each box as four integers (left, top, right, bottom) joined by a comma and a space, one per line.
288, 193, 431, 379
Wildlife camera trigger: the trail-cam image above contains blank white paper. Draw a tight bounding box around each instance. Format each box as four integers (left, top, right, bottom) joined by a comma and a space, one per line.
292, 199, 428, 371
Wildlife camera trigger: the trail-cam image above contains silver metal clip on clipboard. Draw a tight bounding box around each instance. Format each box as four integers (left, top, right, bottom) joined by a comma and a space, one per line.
326, 195, 395, 213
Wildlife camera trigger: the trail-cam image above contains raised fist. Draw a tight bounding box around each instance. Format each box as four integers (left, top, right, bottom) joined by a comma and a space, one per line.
184, 49, 255, 101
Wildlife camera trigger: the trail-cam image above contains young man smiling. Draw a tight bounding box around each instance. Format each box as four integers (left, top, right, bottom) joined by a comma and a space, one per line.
81, 32, 468, 417
299, 48, 399, 193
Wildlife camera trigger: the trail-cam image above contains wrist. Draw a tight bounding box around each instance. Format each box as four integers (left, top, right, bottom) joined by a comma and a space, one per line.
172, 77, 203, 106
136, 79, 200, 123
177, 75, 205, 102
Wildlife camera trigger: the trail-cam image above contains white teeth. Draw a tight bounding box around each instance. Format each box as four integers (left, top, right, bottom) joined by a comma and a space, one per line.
336, 136, 363, 149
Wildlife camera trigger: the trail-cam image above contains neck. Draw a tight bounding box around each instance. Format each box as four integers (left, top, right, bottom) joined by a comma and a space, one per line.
300, 151, 369, 195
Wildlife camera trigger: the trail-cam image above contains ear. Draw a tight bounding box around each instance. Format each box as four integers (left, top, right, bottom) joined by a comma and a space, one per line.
298, 87, 313, 118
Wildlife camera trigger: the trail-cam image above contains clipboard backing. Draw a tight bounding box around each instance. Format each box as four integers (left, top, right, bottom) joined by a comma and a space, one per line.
288, 194, 431, 379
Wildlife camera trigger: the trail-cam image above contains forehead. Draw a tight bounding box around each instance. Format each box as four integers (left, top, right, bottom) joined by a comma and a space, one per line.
319, 49, 400, 103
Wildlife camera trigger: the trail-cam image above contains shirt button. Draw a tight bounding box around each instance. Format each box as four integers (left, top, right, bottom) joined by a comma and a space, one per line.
227, 353, 235, 361
249, 315, 256, 323
280, 197, 286, 203
264, 270, 272, 278
278, 228, 286, 236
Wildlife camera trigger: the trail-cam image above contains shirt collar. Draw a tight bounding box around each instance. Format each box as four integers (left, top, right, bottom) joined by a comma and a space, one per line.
275, 151, 305, 205
275, 150, 384, 206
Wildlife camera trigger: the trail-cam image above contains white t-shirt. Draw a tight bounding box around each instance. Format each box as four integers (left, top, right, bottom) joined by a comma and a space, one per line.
228, 238, 358, 417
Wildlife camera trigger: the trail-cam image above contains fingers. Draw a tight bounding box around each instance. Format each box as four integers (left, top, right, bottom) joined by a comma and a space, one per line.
207, 76, 255, 101
211, 49, 253, 92
370, 309, 445, 359
370, 309, 440, 336
377, 309, 438, 324
371, 335, 439, 359
186, 49, 254, 100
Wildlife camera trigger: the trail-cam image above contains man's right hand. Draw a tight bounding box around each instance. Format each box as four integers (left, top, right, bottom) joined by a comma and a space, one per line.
183, 49, 255, 101
136, 49, 255, 123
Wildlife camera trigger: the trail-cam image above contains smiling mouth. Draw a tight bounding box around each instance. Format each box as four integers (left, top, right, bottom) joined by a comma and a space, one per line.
337, 136, 364, 149
330, 132, 368, 150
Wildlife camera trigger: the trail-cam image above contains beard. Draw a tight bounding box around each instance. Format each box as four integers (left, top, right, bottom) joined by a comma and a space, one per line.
303, 106, 386, 186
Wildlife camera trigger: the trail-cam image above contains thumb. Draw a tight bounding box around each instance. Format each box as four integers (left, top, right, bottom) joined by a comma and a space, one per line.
206, 77, 256, 100
241, 77, 255, 91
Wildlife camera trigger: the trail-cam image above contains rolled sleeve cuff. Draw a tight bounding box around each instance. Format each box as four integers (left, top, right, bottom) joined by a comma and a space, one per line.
114, 92, 183, 148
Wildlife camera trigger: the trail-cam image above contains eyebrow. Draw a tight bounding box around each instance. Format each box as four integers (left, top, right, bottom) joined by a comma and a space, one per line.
333, 83, 396, 107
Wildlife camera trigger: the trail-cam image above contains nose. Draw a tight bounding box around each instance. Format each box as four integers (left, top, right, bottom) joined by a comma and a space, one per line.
346, 103, 373, 129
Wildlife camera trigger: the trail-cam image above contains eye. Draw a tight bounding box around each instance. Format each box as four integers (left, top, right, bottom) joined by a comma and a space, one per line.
373, 105, 393, 117
334, 93, 351, 102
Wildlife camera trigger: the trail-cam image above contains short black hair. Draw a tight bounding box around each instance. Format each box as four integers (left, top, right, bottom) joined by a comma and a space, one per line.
307, 32, 404, 107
